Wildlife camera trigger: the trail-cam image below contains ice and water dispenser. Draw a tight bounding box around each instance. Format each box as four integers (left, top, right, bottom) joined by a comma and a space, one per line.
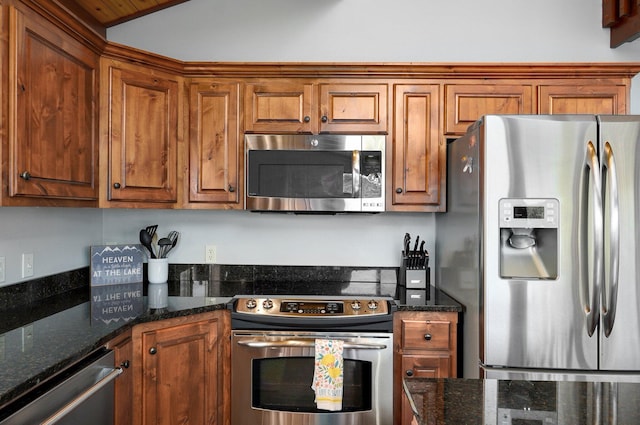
499, 199, 558, 279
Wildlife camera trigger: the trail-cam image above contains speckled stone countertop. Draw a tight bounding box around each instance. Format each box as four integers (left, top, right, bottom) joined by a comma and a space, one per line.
0, 264, 462, 410
404, 377, 640, 424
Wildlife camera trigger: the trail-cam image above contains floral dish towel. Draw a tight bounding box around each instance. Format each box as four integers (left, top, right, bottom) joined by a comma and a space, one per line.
311, 339, 344, 411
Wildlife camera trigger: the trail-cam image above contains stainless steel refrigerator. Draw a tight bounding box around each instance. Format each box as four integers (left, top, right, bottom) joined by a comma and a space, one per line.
436, 114, 640, 381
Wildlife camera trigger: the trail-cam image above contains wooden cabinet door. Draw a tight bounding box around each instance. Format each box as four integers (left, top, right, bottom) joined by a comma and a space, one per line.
136, 314, 227, 425
189, 81, 242, 206
318, 83, 388, 133
244, 81, 314, 133
401, 355, 450, 425
445, 84, 533, 134
7, 6, 98, 204
538, 84, 627, 114
108, 331, 133, 425
390, 84, 443, 212
105, 62, 179, 204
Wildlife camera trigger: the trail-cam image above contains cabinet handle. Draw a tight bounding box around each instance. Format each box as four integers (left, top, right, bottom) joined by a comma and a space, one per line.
321, 115, 328, 123
304, 116, 311, 123
424, 333, 432, 341
149, 347, 157, 355
396, 188, 403, 194
20, 171, 31, 181
228, 185, 235, 193
113, 182, 121, 189
405, 369, 414, 377
120, 360, 130, 369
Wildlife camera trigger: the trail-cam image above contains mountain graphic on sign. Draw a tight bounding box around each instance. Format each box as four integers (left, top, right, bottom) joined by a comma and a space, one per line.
92, 245, 143, 257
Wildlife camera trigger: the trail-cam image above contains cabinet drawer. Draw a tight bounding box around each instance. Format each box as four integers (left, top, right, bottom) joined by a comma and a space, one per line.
401, 320, 451, 350
401, 354, 451, 379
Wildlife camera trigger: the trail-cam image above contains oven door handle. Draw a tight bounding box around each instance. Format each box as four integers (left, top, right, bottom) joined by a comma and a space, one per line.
237, 339, 388, 350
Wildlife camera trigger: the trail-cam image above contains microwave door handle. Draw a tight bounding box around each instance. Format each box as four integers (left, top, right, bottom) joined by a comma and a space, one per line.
582, 141, 602, 337
602, 142, 620, 337
352, 150, 360, 198
237, 339, 387, 350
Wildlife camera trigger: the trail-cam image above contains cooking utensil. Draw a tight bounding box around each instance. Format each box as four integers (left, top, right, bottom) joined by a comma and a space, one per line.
139, 229, 156, 259
164, 231, 179, 257
157, 237, 172, 258
146, 224, 158, 238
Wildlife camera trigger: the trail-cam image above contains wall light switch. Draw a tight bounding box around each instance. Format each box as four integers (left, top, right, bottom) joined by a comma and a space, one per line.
22, 253, 34, 278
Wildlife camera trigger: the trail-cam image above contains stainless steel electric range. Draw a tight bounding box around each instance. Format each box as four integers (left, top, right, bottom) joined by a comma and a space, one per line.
229, 295, 396, 425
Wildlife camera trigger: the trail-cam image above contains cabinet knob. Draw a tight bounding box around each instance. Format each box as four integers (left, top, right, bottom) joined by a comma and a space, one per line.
149, 347, 157, 355
405, 370, 414, 377
228, 185, 235, 193
120, 360, 130, 369
321, 115, 328, 123
20, 171, 31, 181
113, 182, 121, 189
395, 188, 403, 194
303, 116, 311, 123
424, 333, 432, 341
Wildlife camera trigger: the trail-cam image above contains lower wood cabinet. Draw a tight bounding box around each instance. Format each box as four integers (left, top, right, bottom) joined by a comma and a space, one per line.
393, 311, 458, 425
106, 331, 133, 425
130, 310, 230, 425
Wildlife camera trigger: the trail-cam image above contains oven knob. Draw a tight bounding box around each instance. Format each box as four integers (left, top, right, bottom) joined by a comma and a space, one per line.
245, 298, 257, 309
263, 299, 274, 309
351, 300, 362, 310
368, 300, 379, 310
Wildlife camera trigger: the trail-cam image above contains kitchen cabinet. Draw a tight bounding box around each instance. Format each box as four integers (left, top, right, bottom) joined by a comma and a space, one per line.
537, 83, 627, 114
131, 310, 230, 425
389, 84, 444, 212
393, 311, 458, 425
4, 4, 99, 206
244, 80, 388, 134
101, 58, 182, 207
444, 83, 533, 135
106, 331, 133, 425
188, 80, 242, 207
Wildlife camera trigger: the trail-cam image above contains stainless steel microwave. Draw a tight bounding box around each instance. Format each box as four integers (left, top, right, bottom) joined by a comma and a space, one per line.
245, 134, 385, 212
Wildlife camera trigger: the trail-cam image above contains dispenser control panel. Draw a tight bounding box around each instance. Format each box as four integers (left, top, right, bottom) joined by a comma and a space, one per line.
499, 198, 559, 229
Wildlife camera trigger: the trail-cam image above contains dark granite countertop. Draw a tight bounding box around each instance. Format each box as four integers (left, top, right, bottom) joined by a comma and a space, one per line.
404, 377, 640, 424
0, 264, 462, 410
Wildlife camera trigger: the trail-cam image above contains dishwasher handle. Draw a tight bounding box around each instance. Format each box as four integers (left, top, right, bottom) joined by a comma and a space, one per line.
237, 339, 387, 350
40, 367, 123, 425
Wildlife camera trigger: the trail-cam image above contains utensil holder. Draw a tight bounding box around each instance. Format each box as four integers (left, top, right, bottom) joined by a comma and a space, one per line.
147, 258, 169, 284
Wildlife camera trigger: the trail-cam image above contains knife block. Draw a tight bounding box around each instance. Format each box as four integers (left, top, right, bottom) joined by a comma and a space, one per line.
398, 252, 430, 305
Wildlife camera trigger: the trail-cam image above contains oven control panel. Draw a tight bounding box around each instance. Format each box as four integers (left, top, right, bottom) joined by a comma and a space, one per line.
233, 297, 391, 316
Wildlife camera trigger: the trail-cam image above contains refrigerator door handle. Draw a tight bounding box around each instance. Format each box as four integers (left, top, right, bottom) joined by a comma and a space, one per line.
602, 142, 620, 337
583, 141, 603, 337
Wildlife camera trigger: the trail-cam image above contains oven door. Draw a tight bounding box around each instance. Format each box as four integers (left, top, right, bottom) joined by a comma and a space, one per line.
231, 331, 393, 425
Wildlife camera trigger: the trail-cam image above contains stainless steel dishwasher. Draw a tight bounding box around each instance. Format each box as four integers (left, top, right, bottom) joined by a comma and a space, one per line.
0, 348, 122, 425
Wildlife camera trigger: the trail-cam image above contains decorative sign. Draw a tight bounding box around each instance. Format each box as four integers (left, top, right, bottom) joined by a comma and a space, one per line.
90, 245, 144, 285
90, 245, 144, 325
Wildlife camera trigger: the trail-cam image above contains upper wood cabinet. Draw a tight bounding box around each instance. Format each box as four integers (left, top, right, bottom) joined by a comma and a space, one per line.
244, 81, 388, 134
4, 5, 99, 206
537, 83, 627, 114
101, 59, 181, 207
188, 80, 242, 207
131, 311, 230, 425
444, 84, 533, 135
389, 84, 444, 212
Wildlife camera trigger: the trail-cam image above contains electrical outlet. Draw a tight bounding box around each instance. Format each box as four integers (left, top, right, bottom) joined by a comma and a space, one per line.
22, 324, 33, 352
0, 256, 5, 283
205, 245, 216, 263
21, 253, 34, 278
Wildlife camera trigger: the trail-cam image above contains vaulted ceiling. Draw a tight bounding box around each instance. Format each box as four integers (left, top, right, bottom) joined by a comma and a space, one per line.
63, 0, 189, 27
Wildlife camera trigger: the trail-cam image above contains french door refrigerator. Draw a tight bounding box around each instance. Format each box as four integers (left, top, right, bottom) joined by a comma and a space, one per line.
435, 114, 640, 382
